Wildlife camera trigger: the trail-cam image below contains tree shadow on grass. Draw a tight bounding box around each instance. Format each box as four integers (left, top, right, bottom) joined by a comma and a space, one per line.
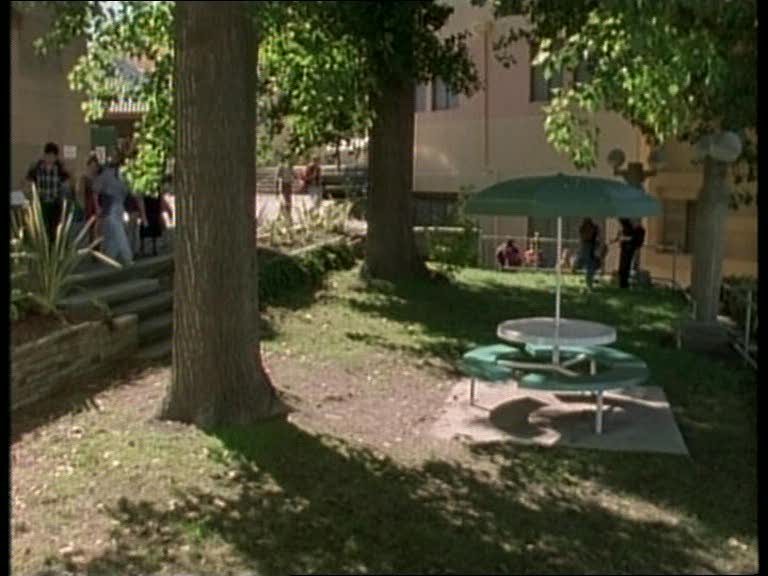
469, 429, 757, 553
341, 272, 757, 550
73, 420, 718, 575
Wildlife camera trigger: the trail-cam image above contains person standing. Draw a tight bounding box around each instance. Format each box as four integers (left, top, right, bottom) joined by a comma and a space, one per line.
578, 218, 599, 289
139, 175, 174, 257
25, 142, 72, 242
616, 218, 636, 289
92, 158, 137, 266
631, 219, 646, 273
276, 159, 295, 222
301, 156, 323, 208
78, 154, 102, 243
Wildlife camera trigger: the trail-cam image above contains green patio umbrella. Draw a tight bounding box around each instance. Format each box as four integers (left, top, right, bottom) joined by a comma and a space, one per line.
465, 173, 661, 218
465, 173, 661, 362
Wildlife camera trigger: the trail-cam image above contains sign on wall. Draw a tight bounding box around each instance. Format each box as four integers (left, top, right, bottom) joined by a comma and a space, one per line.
63, 145, 77, 160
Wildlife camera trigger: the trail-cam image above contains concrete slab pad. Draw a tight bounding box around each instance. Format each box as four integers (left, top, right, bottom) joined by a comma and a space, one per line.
430, 379, 689, 455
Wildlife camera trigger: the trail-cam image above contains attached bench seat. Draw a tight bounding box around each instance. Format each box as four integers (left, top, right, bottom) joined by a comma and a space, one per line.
460, 344, 528, 381
459, 344, 530, 405
460, 343, 650, 434
520, 346, 649, 434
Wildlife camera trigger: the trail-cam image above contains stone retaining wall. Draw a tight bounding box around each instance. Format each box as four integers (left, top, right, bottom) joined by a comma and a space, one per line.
11, 314, 139, 410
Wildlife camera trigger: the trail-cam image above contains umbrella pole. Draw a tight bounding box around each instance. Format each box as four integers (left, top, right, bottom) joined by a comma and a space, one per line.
554, 216, 562, 365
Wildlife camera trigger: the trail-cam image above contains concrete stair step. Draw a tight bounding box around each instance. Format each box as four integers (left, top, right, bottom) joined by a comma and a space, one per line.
61, 279, 161, 312
136, 338, 172, 362
112, 290, 173, 320
139, 312, 173, 345
68, 253, 174, 289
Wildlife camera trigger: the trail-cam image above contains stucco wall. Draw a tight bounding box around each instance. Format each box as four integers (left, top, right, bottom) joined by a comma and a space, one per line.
415, 1, 757, 281
11, 8, 91, 190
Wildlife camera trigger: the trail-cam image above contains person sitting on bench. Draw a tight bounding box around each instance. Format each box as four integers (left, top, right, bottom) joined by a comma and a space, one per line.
496, 239, 522, 268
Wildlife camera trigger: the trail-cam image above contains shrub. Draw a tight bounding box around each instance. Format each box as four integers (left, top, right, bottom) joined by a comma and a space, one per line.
11, 189, 119, 318
258, 240, 358, 305
260, 200, 353, 249
413, 189, 480, 276
721, 275, 758, 341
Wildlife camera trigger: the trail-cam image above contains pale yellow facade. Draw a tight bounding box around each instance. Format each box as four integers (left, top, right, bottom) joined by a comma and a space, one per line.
414, 0, 757, 285
10, 7, 91, 190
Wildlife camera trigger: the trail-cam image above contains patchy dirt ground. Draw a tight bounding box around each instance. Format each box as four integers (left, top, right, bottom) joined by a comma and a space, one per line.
10, 354, 468, 576
12, 353, 757, 576
10, 268, 758, 575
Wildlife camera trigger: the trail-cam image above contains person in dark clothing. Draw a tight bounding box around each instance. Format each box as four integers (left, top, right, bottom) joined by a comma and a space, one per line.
139, 175, 174, 257
578, 218, 599, 289
79, 154, 102, 243
616, 218, 636, 288
25, 142, 72, 242
496, 239, 522, 268
631, 220, 646, 273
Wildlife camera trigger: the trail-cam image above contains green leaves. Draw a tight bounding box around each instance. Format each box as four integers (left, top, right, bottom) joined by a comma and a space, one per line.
33, 1, 477, 182
477, 0, 756, 176
11, 188, 120, 317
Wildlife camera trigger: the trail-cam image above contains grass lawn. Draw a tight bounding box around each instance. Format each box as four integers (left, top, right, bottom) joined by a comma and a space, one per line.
12, 266, 757, 575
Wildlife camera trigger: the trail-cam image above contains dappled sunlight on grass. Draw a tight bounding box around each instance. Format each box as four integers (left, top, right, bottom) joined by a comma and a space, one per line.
12, 265, 756, 575
60, 421, 727, 574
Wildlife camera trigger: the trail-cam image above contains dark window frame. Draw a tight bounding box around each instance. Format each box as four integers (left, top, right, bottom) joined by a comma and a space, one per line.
415, 82, 429, 113
529, 60, 564, 102
432, 77, 460, 111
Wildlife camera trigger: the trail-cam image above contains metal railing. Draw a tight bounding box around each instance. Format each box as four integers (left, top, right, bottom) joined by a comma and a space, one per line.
720, 282, 758, 369
481, 232, 757, 369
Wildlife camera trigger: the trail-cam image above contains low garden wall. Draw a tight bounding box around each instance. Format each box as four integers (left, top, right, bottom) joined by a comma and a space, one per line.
12, 314, 139, 411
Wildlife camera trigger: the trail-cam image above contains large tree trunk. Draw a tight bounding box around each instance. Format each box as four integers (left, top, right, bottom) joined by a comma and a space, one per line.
364, 78, 426, 281
160, 1, 285, 427
690, 156, 730, 322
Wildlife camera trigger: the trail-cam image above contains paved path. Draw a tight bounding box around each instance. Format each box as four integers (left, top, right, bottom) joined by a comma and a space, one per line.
77, 193, 364, 274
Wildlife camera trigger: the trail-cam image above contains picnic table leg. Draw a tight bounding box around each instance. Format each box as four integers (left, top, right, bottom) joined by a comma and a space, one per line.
595, 391, 604, 434
585, 358, 598, 397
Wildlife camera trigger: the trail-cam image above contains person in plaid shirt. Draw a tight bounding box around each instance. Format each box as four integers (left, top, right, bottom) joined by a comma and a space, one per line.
25, 142, 72, 242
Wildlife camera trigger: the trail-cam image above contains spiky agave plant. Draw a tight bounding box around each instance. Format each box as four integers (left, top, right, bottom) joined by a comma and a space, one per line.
12, 187, 120, 317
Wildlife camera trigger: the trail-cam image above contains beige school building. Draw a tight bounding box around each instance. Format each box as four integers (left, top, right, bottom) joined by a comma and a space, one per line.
11, 7, 91, 189
11, 6, 147, 193
413, 0, 757, 286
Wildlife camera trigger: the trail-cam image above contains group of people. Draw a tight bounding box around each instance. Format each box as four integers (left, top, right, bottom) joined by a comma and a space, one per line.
495, 239, 541, 268
495, 217, 646, 290
276, 156, 323, 220
575, 217, 646, 289
24, 141, 173, 266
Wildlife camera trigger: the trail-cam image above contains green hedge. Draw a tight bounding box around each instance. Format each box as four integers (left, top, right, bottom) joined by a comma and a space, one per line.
258, 240, 358, 305
414, 226, 480, 269
721, 275, 758, 341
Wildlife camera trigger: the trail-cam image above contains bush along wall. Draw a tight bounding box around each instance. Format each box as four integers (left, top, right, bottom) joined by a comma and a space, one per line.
721, 275, 758, 342
414, 226, 480, 271
258, 239, 359, 305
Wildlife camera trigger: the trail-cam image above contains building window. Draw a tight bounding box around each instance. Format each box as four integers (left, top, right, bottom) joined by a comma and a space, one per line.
573, 59, 592, 85
415, 83, 428, 113
662, 199, 697, 253
530, 62, 563, 102
432, 77, 459, 111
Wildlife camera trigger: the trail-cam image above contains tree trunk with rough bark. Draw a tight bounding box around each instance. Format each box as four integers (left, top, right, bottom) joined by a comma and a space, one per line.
364, 78, 426, 281
160, 1, 285, 427
690, 156, 730, 322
